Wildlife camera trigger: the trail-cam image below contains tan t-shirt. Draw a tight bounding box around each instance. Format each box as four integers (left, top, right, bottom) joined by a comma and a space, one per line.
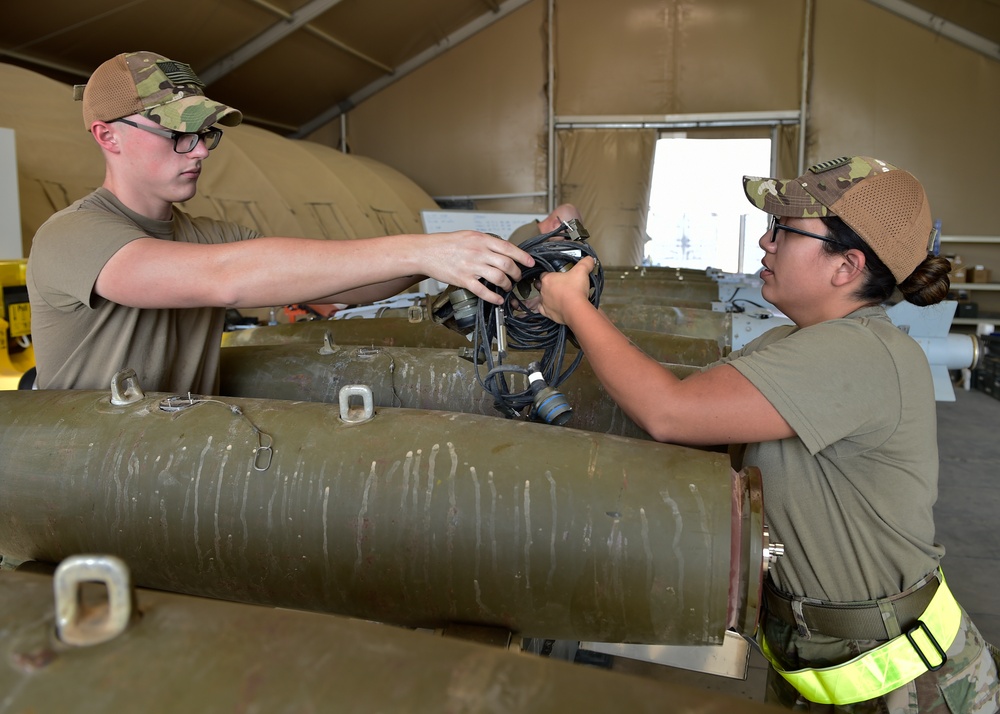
27, 188, 259, 394
718, 306, 944, 603
508, 220, 541, 247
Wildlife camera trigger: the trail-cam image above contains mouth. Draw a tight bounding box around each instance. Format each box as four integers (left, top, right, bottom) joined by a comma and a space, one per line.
760, 261, 773, 278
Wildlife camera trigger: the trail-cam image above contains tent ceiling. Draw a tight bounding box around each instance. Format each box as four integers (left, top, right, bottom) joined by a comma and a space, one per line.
1, 0, 529, 136
3, 0, 998, 137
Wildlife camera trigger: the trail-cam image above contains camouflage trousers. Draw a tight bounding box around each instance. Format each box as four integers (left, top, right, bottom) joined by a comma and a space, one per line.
761, 607, 999, 713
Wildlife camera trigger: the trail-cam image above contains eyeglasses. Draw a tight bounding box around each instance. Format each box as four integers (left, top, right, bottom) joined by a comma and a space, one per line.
114, 118, 223, 154
769, 216, 846, 247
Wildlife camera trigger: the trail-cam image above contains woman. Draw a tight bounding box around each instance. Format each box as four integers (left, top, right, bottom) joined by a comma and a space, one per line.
535, 156, 999, 712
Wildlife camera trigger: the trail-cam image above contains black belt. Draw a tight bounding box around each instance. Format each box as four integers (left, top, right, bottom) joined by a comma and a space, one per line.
763, 574, 940, 641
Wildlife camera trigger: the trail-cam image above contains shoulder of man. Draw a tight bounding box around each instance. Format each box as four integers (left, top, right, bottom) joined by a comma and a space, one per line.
508, 220, 541, 247
31, 190, 133, 247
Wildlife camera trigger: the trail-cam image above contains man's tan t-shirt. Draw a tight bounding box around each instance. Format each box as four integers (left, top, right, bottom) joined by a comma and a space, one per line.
27, 188, 258, 393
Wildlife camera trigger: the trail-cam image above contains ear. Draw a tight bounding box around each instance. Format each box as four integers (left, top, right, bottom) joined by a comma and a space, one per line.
538, 213, 559, 233
831, 248, 866, 287
91, 122, 121, 153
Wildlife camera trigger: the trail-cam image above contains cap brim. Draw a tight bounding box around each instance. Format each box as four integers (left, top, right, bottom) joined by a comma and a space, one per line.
743, 175, 832, 219
142, 95, 243, 133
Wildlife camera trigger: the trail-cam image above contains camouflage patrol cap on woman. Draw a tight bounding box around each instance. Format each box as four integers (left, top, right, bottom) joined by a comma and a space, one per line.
743, 156, 934, 283
76, 51, 242, 133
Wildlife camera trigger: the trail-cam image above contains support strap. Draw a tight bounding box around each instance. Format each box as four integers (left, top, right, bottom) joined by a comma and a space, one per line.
758, 573, 962, 705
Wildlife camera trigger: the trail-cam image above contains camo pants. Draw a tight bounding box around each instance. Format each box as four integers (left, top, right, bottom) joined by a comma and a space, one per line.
762, 607, 1000, 713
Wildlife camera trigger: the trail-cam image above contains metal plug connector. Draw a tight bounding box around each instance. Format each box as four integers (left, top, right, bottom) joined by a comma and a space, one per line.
448, 288, 479, 331
527, 361, 572, 426
562, 218, 590, 242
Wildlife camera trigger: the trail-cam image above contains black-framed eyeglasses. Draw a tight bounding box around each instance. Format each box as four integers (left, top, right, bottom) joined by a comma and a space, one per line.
114, 118, 223, 154
769, 216, 846, 247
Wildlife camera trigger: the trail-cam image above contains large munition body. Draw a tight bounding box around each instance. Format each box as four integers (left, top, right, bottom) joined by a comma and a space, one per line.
0, 386, 766, 645
600, 293, 714, 309
601, 303, 731, 340
603, 266, 718, 280
0, 568, 777, 714
221, 316, 473, 349
222, 317, 724, 365
218, 342, 698, 440
600, 278, 720, 303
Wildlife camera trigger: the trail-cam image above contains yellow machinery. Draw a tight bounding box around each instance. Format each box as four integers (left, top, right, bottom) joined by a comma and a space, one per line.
1, 259, 32, 390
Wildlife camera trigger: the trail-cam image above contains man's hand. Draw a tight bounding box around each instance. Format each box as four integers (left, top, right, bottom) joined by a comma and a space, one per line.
419, 231, 534, 305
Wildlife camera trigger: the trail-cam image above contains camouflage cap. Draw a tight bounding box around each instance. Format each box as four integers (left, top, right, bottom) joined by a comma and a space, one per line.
75, 51, 242, 133
743, 156, 934, 283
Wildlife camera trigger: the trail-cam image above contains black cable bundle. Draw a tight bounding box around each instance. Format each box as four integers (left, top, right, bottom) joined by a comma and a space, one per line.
471, 221, 604, 421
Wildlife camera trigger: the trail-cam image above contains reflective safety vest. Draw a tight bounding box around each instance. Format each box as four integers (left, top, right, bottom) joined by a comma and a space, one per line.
759, 573, 962, 705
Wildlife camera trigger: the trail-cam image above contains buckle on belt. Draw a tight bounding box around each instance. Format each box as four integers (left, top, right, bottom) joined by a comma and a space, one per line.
904, 619, 947, 671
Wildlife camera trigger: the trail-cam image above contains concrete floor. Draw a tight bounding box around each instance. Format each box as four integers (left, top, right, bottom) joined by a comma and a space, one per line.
605, 384, 1000, 703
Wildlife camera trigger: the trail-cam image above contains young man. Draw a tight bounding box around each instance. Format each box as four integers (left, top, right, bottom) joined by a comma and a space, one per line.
27, 50, 532, 393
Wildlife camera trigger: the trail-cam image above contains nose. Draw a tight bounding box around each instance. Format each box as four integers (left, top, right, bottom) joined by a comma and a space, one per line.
759, 229, 775, 252
188, 136, 211, 159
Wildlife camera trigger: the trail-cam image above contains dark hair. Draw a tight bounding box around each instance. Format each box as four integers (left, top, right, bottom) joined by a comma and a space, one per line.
820, 216, 951, 307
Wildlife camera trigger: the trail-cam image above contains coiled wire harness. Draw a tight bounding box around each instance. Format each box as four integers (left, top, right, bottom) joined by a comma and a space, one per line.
469, 219, 604, 422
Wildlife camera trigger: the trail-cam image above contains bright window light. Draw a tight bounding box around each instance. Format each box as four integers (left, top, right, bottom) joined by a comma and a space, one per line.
645, 137, 771, 274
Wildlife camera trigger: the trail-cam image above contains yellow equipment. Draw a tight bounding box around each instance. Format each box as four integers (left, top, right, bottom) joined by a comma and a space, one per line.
1, 259, 33, 390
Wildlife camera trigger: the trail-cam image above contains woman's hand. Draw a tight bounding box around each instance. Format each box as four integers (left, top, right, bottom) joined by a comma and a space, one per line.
534, 256, 596, 325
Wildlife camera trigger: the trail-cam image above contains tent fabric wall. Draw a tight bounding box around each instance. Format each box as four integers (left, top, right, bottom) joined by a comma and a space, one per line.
554, 0, 804, 117
219, 124, 376, 240
292, 143, 394, 239
294, 144, 436, 237
343, 0, 1000, 260
350, 155, 441, 235
808, 1, 1000, 237
0, 65, 103, 257
345, 0, 808, 259
332, 0, 548, 208
558, 129, 655, 267
6, 0, 1000, 261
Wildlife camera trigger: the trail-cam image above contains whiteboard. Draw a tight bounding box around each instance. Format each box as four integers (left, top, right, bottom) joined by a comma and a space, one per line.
420, 210, 546, 240
0, 129, 21, 258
